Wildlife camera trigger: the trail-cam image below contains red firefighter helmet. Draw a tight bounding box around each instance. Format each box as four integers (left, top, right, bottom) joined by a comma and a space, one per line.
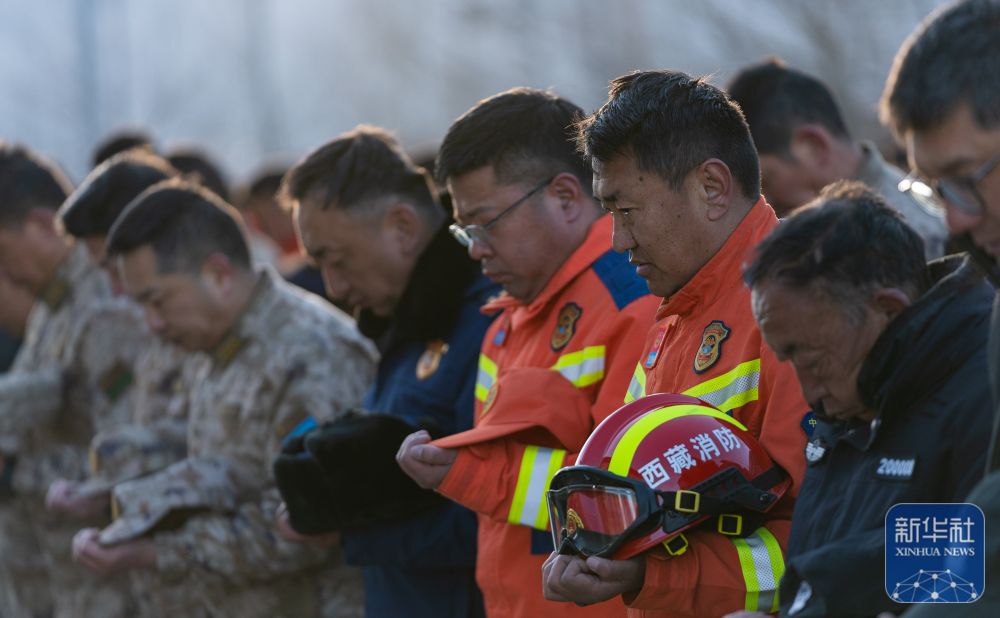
546, 393, 790, 560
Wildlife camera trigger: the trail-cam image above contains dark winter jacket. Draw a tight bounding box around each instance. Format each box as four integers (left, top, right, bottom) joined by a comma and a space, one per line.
779, 257, 994, 617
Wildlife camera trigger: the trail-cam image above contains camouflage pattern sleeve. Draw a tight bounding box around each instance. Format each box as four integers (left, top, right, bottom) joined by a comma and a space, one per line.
73, 300, 150, 433
152, 333, 375, 585
0, 299, 146, 441
265, 336, 377, 464
0, 366, 64, 438
153, 487, 331, 585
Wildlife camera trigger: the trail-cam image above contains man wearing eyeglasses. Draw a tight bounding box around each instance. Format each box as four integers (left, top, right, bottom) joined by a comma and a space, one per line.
881, 0, 1000, 615
397, 87, 659, 618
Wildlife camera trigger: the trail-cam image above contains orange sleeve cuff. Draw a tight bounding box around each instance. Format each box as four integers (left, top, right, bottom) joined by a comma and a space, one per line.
437, 443, 519, 521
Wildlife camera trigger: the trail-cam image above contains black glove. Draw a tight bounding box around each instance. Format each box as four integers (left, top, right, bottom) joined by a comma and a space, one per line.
274, 410, 446, 534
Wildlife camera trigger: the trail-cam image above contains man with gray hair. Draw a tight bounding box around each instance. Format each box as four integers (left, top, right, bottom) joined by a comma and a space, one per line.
880, 0, 1000, 614
732, 182, 993, 617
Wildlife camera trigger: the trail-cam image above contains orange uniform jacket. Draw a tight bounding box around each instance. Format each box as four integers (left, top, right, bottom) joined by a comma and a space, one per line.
437, 216, 660, 618
621, 199, 809, 617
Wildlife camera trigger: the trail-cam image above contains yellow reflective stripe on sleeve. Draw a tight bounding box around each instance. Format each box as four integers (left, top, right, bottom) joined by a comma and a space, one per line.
507, 446, 567, 530
732, 527, 785, 612
683, 359, 760, 413
551, 346, 606, 388
475, 354, 498, 402
623, 362, 647, 404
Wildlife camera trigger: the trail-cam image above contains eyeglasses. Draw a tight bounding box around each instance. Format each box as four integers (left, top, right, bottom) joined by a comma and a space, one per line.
449, 176, 554, 248
899, 152, 1000, 217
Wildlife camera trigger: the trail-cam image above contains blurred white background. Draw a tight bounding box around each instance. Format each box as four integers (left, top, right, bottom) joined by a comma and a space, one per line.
0, 0, 947, 185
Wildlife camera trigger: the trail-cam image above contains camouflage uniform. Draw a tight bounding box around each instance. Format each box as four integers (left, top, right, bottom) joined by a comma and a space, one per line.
129, 336, 203, 430
81, 337, 205, 617
105, 270, 377, 617
76, 334, 199, 504
0, 243, 149, 618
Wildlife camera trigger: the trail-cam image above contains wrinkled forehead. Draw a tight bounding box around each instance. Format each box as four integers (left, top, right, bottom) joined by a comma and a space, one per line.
295, 198, 369, 254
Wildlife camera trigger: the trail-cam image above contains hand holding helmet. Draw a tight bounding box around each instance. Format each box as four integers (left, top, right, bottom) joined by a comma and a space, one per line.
546, 393, 790, 561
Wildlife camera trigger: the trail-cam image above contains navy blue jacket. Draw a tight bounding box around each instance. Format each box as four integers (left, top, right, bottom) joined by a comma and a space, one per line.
0, 331, 19, 372
780, 258, 994, 617
341, 228, 495, 618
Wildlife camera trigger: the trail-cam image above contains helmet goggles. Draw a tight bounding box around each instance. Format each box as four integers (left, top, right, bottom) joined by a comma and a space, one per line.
546, 463, 785, 559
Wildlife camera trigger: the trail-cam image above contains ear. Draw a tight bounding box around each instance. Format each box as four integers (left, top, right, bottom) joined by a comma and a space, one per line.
696, 159, 735, 222
383, 202, 423, 255
549, 173, 586, 223
788, 124, 834, 173
870, 287, 912, 321
200, 253, 236, 295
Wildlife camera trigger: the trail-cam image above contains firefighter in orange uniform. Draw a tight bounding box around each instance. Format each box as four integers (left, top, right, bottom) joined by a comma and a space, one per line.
540, 71, 811, 617
397, 87, 659, 617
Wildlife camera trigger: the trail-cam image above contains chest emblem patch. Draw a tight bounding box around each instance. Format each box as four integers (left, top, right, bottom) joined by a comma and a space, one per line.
805, 438, 827, 465
693, 320, 730, 374
416, 340, 449, 380
644, 325, 669, 370
551, 302, 582, 351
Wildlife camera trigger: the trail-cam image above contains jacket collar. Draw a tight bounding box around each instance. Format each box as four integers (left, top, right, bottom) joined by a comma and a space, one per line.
860, 256, 987, 419
39, 243, 98, 310
829, 256, 988, 451
208, 269, 275, 369
357, 225, 481, 349
657, 197, 777, 319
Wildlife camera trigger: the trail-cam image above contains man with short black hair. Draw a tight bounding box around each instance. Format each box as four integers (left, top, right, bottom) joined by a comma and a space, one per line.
881, 0, 1000, 614
278, 125, 493, 617
739, 182, 992, 616
727, 59, 947, 257
397, 87, 659, 617
542, 70, 809, 617
0, 141, 148, 617
46, 151, 194, 526
72, 181, 378, 616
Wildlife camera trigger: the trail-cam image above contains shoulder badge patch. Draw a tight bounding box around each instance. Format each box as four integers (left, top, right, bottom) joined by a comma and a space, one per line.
416, 340, 449, 380
99, 361, 134, 403
551, 302, 582, 351
693, 320, 730, 374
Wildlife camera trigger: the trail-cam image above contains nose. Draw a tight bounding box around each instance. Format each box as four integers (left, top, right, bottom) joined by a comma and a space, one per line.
795, 372, 826, 409
611, 216, 637, 254
944, 204, 981, 236
321, 268, 350, 302
467, 237, 493, 261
